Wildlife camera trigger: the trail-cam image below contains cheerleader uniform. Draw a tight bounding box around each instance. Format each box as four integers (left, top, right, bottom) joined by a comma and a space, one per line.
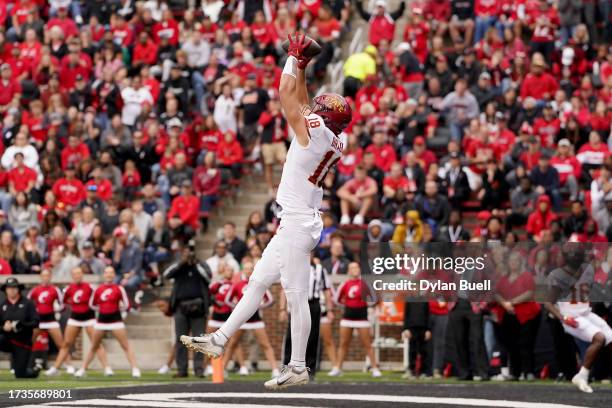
226, 278, 273, 330
28, 284, 63, 330
208, 279, 234, 328
64, 282, 96, 327
334, 278, 374, 328
90, 283, 129, 330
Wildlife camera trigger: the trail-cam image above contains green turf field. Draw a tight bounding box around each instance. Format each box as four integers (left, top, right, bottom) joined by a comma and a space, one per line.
0, 370, 611, 392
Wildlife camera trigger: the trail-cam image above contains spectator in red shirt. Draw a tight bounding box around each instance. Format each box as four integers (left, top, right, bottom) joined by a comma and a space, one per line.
52, 165, 85, 209
474, 0, 500, 44
121, 160, 141, 201
413, 136, 437, 172
550, 139, 581, 201
355, 0, 406, 47
216, 130, 243, 179
532, 103, 560, 149
193, 151, 221, 217
61, 135, 90, 170
46, 7, 79, 40
167, 180, 199, 238
492, 251, 541, 380
85, 167, 113, 202
7, 152, 36, 194
132, 32, 158, 68
153, 9, 179, 46
527, 0, 559, 61
383, 162, 410, 202
337, 166, 378, 225
577, 131, 610, 174
575, 219, 608, 243
424, 0, 451, 38
526, 194, 557, 239
403, 9, 430, 63
519, 136, 542, 171
0, 64, 21, 113
365, 132, 397, 173
520, 53, 558, 101
314, 5, 342, 44
59, 50, 90, 91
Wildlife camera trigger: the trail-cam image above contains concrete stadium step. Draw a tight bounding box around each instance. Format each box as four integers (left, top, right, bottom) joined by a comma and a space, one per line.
125, 311, 172, 326
126, 324, 174, 338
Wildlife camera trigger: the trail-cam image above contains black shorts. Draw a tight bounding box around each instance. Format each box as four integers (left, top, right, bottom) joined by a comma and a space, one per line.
97, 312, 122, 324
70, 310, 95, 322
39, 313, 56, 323
343, 307, 368, 321
211, 311, 231, 322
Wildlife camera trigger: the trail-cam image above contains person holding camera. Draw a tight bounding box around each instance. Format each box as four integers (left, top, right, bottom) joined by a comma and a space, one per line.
0, 277, 41, 378
163, 240, 212, 378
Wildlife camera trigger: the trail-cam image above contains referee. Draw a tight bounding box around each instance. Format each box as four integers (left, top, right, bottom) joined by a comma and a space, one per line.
280, 256, 334, 377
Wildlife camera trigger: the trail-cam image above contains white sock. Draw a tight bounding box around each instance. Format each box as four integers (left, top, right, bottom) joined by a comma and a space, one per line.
215, 280, 268, 346
286, 289, 310, 369
578, 366, 590, 379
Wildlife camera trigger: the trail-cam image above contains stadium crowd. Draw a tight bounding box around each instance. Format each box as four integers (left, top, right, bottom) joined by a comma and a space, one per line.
0, 0, 610, 386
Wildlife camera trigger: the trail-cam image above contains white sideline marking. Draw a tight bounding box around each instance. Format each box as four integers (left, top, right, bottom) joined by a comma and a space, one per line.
120, 392, 588, 408
33, 401, 311, 408
23, 392, 588, 408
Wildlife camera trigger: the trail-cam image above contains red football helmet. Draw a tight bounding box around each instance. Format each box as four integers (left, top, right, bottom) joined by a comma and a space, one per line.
312, 93, 352, 135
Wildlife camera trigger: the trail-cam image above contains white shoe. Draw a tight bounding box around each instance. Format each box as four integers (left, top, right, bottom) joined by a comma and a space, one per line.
45, 366, 59, 376
181, 334, 224, 358
340, 214, 351, 225
402, 370, 415, 380
204, 365, 213, 377
74, 368, 85, 378
491, 373, 507, 382
352, 214, 364, 225
239, 366, 249, 376
65, 365, 75, 375
104, 366, 114, 377
132, 367, 141, 378
157, 364, 169, 375
327, 367, 342, 377
271, 368, 280, 378
572, 373, 593, 393
264, 365, 309, 390
372, 368, 382, 378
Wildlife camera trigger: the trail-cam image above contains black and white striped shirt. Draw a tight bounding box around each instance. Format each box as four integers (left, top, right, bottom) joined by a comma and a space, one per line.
309, 263, 332, 301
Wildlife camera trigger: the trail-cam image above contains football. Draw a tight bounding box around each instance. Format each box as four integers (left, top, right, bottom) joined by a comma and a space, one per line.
282, 34, 322, 58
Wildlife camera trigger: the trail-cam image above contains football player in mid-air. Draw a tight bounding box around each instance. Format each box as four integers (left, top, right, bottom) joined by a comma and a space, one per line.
181, 33, 352, 390
545, 244, 612, 393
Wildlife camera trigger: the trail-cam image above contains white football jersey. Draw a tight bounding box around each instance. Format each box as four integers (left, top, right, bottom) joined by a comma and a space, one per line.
548, 263, 594, 316
276, 113, 344, 214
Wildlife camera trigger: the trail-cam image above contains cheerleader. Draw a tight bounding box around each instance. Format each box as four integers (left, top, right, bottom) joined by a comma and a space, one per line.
28, 269, 74, 373
45, 267, 112, 376
75, 266, 140, 378
206, 262, 247, 376
222, 257, 279, 378
330, 262, 381, 378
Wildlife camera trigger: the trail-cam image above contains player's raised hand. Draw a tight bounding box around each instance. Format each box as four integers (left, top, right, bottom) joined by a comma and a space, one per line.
287, 33, 313, 69
284, 33, 322, 69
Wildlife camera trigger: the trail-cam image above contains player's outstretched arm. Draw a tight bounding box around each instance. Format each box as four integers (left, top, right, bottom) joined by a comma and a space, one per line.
280, 34, 315, 147
280, 57, 309, 147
